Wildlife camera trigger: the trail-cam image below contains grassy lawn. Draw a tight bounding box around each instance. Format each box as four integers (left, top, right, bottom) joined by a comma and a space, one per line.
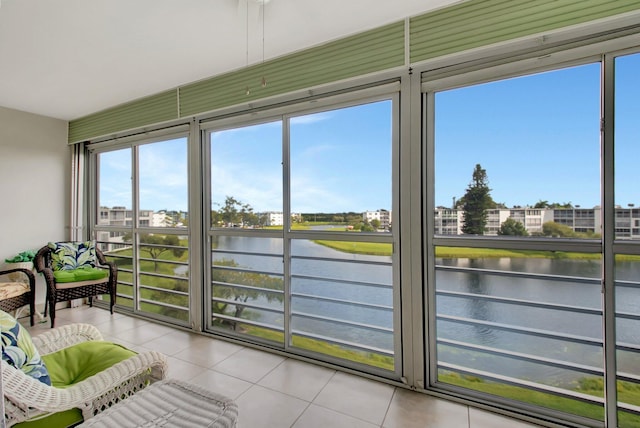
314, 240, 392, 256
241, 324, 394, 371
311, 241, 640, 261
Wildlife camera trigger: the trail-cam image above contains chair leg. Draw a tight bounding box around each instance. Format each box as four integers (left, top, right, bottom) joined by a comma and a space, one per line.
49, 299, 56, 328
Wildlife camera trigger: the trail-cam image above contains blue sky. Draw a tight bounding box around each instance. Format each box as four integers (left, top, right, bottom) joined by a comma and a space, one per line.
210, 100, 392, 213
435, 63, 603, 208
99, 53, 639, 213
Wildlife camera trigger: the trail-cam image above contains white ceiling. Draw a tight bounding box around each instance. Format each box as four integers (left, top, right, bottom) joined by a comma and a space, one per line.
0, 0, 460, 121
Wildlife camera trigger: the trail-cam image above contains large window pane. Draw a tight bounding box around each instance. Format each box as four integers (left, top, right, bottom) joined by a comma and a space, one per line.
208, 120, 285, 344
615, 51, 640, 427
432, 63, 605, 421
434, 64, 600, 238
290, 100, 392, 232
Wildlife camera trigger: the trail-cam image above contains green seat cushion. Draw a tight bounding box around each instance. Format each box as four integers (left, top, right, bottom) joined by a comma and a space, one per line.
14, 341, 136, 428
52, 266, 108, 283
42, 340, 136, 387
13, 408, 82, 428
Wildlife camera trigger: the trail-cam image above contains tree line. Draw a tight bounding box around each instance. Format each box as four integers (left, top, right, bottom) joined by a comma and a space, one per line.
212, 196, 385, 231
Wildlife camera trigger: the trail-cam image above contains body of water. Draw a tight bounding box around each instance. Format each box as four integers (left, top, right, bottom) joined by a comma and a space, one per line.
210, 234, 640, 386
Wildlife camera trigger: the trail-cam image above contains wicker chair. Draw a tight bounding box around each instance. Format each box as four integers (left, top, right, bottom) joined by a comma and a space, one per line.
0, 267, 35, 326
34, 244, 116, 328
2, 323, 168, 427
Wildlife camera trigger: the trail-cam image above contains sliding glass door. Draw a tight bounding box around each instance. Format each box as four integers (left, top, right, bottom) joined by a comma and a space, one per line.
92, 132, 190, 325
428, 62, 606, 422
205, 92, 400, 374
613, 51, 640, 427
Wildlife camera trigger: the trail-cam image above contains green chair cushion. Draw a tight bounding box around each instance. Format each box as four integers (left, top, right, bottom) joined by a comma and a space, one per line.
48, 241, 97, 271
0, 310, 51, 386
13, 341, 138, 428
52, 266, 108, 283
42, 340, 136, 387
13, 409, 83, 428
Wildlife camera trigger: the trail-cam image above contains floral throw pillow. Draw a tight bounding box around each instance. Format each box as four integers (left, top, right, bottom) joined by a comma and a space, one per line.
48, 241, 97, 271
1, 310, 51, 386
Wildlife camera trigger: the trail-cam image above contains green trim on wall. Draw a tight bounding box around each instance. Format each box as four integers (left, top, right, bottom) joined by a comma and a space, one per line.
68, 90, 178, 143
68, 0, 640, 143
178, 21, 405, 117
410, 0, 640, 63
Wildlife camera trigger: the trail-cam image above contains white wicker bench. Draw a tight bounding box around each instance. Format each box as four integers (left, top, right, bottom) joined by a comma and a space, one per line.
78, 379, 238, 428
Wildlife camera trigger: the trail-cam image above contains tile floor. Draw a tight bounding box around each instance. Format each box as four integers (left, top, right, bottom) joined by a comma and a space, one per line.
24, 306, 545, 428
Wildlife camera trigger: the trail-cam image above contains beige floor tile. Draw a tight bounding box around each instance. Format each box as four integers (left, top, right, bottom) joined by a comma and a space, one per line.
92, 314, 150, 336
258, 358, 335, 401
313, 371, 395, 425
188, 368, 253, 399
101, 333, 142, 351
293, 404, 379, 428
383, 388, 469, 428
55, 305, 123, 324
235, 385, 309, 428
173, 337, 244, 368
141, 329, 200, 356
212, 347, 286, 383
165, 355, 209, 381
111, 321, 177, 345
469, 407, 543, 428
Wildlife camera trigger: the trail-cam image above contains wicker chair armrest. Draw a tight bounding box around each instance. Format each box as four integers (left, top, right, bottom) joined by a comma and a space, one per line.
0, 268, 35, 287
94, 248, 117, 279
34, 245, 50, 273
2, 351, 168, 414
32, 323, 104, 355
37, 266, 56, 289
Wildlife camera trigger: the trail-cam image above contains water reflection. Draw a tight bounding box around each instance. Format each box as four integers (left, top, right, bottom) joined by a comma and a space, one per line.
436, 255, 605, 387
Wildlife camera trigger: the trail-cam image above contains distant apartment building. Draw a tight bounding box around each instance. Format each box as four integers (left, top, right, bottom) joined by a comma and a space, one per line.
434, 206, 640, 238
552, 208, 601, 234
434, 209, 463, 235
363, 209, 391, 230
97, 207, 154, 248
615, 207, 640, 238
98, 206, 153, 227
264, 211, 284, 226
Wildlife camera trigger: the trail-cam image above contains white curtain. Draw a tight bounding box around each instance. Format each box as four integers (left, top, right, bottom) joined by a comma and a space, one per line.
70, 142, 86, 241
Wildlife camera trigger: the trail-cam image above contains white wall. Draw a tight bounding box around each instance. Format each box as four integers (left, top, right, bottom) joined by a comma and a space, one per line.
0, 106, 69, 306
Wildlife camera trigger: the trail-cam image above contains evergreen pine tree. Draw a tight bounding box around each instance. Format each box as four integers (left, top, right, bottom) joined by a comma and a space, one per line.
461, 164, 492, 235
